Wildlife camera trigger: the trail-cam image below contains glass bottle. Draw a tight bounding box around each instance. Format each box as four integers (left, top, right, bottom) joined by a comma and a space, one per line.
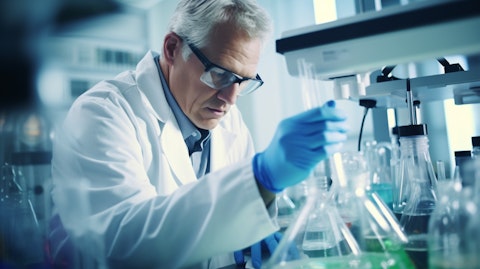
472, 136, 480, 159
454, 150, 473, 188
12, 110, 53, 236
396, 124, 437, 269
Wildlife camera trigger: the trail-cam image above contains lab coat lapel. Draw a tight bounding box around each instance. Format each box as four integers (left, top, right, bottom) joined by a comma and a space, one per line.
136, 50, 170, 123
161, 119, 197, 185
210, 125, 237, 171
136, 50, 196, 185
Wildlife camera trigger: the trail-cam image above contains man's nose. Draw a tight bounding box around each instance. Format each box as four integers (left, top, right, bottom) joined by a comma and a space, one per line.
216, 83, 239, 105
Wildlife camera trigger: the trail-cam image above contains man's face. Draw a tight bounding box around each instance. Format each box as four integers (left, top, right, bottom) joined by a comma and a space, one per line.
168, 23, 262, 130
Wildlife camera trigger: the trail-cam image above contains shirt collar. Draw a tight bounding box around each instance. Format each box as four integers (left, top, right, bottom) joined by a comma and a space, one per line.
154, 56, 210, 150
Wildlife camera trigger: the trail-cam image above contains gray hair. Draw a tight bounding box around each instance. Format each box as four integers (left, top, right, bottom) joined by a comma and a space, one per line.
168, 0, 273, 60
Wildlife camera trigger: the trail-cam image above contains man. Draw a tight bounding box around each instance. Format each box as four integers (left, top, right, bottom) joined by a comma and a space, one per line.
49, 0, 348, 268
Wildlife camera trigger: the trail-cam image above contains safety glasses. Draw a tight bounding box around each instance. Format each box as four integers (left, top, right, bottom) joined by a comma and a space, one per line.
188, 43, 264, 96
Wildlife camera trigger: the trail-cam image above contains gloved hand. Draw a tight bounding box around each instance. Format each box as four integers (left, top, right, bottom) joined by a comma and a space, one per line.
254, 100, 347, 193
234, 232, 283, 269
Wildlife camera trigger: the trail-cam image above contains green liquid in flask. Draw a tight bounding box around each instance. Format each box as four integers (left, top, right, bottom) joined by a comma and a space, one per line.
267, 252, 415, 269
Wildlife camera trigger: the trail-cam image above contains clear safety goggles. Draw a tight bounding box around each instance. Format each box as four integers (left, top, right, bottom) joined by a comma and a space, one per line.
188, 43, 264, 96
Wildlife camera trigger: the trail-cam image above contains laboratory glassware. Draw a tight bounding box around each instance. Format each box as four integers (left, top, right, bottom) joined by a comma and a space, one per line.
363, 140, 395, 209
264, 159, 360, 268
436, 161, 447, 182
464, 158, 480, 269
396, 124, 437, 269
471, 136, 480, 158
276, 190, 297, 233
340, 151, 414, 269
454, 150, 473, 187
427, 175, 478, 269
264, 153, 415, 269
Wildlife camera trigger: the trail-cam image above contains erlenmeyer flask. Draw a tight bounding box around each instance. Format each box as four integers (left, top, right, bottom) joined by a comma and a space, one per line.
464, 158, 480, 268
264, 168, 361, 268
339, 152, 414, 269
264, 153, 415, 269
427, 175, 478, 269
395, 124, 437, 269
301, 176, 348, 258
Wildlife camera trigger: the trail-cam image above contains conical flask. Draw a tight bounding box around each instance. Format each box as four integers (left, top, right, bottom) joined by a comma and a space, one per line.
300, 177, 349, 258
264, 160, 361, 268
464, 158, 480, 268
264, 153, 415, 269
395, 124, 437, 269
427, 172, 478, 269
338, 152, 414, 269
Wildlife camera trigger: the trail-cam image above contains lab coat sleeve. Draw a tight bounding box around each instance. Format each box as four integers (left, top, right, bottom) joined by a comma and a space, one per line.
51, 89, 278, 268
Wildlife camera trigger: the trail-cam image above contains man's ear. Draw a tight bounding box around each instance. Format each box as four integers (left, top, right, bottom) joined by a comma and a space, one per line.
163, 32, 182, 65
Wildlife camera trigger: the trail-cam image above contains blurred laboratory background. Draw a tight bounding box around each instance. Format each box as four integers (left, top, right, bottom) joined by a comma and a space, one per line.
25, 0, 480, 170
1, 0, 479, 268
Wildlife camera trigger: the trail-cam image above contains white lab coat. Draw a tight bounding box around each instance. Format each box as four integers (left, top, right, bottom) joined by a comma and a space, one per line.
50, 50, 278, 269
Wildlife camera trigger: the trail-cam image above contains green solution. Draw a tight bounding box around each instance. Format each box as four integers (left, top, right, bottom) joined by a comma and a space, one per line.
362, 235, 415, 269
266, 252, 415, 269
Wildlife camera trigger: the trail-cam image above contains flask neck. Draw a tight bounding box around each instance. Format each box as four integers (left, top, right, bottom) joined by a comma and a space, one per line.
306, 175, 329, 193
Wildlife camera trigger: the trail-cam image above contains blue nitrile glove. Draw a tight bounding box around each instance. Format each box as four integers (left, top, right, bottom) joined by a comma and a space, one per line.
234, 232, 283, 269
253, 100, 348, 193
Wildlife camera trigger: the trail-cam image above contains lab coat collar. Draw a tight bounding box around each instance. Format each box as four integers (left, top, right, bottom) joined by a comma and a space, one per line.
161, 119, 197, 185
134, 50, 238, 185
133, 51, 196, 185
135, 50, 170, 123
